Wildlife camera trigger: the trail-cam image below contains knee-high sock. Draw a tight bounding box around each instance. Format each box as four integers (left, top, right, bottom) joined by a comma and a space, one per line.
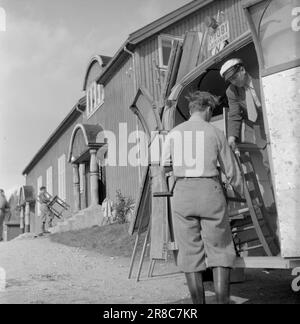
185, 272, 205, 305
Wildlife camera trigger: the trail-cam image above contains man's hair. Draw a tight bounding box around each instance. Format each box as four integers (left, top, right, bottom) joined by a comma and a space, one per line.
186, 91, 219, 113
40, 186, 46, 191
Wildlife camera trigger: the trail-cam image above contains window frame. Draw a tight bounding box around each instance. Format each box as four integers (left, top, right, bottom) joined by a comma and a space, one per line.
58, 154, 66, 201
37, 176, 43, 216
46, 166, 53, 196
158, 34, 183, 71
86, 81, 105, 119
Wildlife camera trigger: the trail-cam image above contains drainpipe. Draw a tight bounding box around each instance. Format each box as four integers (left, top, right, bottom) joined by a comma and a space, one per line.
124, 45, 142, 184
124, 45, 137, 91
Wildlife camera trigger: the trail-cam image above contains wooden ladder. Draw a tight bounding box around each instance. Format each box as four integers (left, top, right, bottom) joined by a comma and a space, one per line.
227, 148, 279, 257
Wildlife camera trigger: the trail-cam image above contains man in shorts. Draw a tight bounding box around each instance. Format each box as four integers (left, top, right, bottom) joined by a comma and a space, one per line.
162, 91, 243, 304
37, 187, 54, 236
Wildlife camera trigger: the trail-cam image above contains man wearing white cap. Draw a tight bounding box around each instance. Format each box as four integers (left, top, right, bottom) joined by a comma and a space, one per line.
220, 58, 267, 152
220, 58, 275, 209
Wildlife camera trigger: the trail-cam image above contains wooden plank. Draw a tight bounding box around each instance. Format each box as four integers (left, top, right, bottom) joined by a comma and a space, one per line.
176, 31, 204, 83
128, 166, 151, 236
149, 166, 169, 261
166, 44, 183, 98
130, 87, 163, 139
234, 257, 300, 270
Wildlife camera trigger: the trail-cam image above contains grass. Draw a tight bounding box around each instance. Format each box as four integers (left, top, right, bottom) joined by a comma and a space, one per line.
50, 223, 146, 258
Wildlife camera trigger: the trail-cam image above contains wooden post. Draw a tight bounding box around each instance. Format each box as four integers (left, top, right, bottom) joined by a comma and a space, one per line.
24, 202, 30, 233
20, 206, 25, 233
72, 164, 81, 212
136, 225, 151, 282
148, 259, 156, 278
128, 233, 141, 279
90, 149, 99, 206
79, 164, 87, 209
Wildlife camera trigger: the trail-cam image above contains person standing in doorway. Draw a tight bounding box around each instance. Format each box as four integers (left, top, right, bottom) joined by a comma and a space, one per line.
220, 58, 275, 211
161, 91, 243, 304
220, 58, 267, 153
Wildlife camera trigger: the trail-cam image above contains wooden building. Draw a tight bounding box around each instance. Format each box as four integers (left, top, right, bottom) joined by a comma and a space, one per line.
23, 0, 275, 234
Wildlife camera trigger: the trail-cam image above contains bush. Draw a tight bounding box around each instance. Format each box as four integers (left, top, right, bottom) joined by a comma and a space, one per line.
113, 190, 135, 224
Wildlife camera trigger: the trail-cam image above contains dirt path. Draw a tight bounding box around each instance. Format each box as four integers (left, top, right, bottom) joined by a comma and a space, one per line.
0, 236, 299, 304
0, 236, 189, 304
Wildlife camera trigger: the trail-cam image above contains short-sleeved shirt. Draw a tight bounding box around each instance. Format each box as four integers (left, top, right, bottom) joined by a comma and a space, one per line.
161, 114, 242, 191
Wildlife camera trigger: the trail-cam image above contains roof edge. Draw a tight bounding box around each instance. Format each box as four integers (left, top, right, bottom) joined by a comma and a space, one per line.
128, 0, 214, 45
97, 0, 214, 85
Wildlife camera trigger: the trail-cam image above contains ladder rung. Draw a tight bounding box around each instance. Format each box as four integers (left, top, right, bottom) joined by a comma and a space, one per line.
232, 225, 255, 234
237, 235, 274, 252
230, 215, 248, 221
231, 215, 264, 227
238, 244, 263, 252
229, 208, 250, 218
227, 197, 247, 203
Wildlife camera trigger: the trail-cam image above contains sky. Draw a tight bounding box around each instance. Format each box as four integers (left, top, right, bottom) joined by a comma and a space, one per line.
0, 0, 191, 197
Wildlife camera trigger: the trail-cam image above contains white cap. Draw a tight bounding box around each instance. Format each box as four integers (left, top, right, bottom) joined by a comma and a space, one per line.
220, 58, 243, 80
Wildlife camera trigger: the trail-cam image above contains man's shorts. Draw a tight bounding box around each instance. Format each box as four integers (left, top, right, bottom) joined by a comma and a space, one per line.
172, 177, 236, 273
40, 204, 52, 223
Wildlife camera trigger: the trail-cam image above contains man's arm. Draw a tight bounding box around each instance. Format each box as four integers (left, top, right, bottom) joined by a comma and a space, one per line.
227, 86, 242, 143
217, 131, 244, 196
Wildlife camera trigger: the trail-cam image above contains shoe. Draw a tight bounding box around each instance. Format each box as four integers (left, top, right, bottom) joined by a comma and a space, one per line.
34, 233, 44, 238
